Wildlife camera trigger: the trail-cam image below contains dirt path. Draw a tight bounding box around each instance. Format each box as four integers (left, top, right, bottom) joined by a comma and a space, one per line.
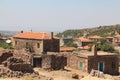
34, 68, 78, 80
0, 78, 22, 80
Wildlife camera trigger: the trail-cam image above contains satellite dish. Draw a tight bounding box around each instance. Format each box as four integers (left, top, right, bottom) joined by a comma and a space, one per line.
6, 40, 11, 44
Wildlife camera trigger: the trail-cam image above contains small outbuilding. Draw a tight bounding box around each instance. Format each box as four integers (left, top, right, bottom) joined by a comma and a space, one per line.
32, 53, 67, 70
67, 45, 119, 75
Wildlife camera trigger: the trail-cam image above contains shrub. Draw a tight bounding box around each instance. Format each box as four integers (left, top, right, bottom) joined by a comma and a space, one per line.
64, 42, 78, 48
100, 43, 115, 53
90, 39, 117, 53
0, 42, 13, 49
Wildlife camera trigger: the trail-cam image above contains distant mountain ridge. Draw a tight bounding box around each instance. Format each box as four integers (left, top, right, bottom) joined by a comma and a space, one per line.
56, 24, 120, 38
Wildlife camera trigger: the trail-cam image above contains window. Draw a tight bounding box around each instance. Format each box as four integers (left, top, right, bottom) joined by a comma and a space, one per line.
26, 42, 29, 49
111, 62, 116, 69
15, 41, 17, 45
79, 62, 84, 70
37, 43, 40, 48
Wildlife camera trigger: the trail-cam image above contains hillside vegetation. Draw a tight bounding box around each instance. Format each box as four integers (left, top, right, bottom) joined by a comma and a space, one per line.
57, 24, 120, 38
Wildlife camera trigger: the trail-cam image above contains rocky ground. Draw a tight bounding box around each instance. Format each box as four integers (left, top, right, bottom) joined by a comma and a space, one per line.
33, 68, 120, 80
0, 49, 120, 80
0, 67, 120, 80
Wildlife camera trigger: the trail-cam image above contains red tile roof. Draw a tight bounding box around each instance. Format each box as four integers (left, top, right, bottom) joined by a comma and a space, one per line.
114, 35, 120, 38
78, 37, 93, 42
60, 47, 76, 52
89, 35, 102, 39
83, 45, 90, 50
13, 32, 59, 40
105, 36, 113, 39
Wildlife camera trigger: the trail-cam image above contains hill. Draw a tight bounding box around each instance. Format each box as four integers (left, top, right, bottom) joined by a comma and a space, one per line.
56, 24, 120, 38
0, 31, 19, 37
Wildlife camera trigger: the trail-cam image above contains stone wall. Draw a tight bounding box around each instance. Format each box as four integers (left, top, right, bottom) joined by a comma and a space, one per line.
67, 53, 119, 75
42, 55, 67, 70
8, 63, 33, 73
14, 38, 60, 53
67, 53, 88, 72
13, 50, 31, 64
88, 55, 119, 75
3, 57, 33, 73
0, 51, 13, 64
14, 38, 43, 53
51, 55, 67, 70
43, 39, 60, 52
42, 55, 52, 70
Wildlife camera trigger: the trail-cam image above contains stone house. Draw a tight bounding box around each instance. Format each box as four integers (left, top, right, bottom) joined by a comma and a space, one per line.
105, 36, 114, 43
12, 31, 60, 54
77, 37, 93, 47
32, 53, 67, 70
67, 45, 119, 75
60, 36, 73, 46
114, 35, 120, 45
60, 47, 76, 52
88, 35, 103, 41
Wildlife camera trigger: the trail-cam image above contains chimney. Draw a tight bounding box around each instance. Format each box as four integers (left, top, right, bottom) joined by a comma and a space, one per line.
21, 30, 23, 33
92, 45, 97, 56
51, 32, 53, 39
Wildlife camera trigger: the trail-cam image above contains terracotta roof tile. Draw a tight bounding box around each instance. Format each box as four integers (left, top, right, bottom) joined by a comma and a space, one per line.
105, 36, 113, 39
89, 35, 102, 39
78, 37, 93, 42
13, 32, 59, 40
83, 45, 90, 50
114, 35, 120, 38
116, 40, 120, 43
60, 47, 76, 52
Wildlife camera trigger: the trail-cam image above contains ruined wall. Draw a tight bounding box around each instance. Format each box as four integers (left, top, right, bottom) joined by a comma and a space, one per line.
42, 55, 67, 70
13, 38, 43, 53
43, 39, 60, 52
88, 55, 119, 75
3, 57, 33, 73
67, 53, 88, 72
42, 55, 52, 70
51, 55, 67, 70
13, 50, 31, 64
8, 63, 33, 73
0, 51, 13, 64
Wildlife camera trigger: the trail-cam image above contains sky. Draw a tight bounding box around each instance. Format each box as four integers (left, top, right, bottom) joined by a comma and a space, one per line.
0, 0, 120, 32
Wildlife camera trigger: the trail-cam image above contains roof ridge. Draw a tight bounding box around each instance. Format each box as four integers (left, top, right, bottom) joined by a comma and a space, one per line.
42, 32, 45, 39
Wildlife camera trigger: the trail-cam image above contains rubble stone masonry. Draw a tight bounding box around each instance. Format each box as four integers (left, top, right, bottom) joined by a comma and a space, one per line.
14, 38, 59, 53
67, 53, 119, 75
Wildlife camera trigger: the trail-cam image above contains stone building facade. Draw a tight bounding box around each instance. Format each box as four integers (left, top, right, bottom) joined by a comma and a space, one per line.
32, 54, 67, 70
12, 32, 60, 54
77, 37, 93, 47
67, 46, 119, 75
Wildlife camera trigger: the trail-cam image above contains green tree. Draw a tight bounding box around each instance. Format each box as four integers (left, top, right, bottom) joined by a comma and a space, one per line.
100, 43, 115, 53
91, 39, 117, 53
64, 42, 78, 48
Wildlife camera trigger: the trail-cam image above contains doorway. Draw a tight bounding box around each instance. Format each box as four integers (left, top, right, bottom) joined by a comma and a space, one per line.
98, 62, 104, 72
79, 62, 84, 70
33, 57, 42, 67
